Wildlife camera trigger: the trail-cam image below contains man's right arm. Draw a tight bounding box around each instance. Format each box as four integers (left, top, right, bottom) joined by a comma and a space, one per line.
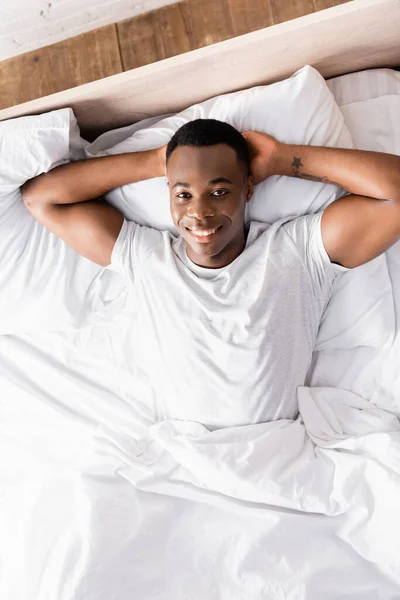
21, 147, 166, 267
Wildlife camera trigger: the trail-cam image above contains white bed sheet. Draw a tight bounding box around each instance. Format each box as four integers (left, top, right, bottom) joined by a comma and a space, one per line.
1, 70, 400, 599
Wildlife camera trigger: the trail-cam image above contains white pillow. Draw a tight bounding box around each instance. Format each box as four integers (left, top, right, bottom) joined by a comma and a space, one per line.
0, 108, 118, 335
327, 68, 400, 155
89, 65, 353, 231
326, 68, 400, 107
86, 113, 174, 156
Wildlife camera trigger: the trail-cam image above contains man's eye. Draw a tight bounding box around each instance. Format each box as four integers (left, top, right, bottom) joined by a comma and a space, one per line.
212, 189, 228, 196
177, 192, 191, 199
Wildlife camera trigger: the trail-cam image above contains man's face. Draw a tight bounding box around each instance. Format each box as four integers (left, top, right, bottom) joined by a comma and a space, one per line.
167, 144, 253, 268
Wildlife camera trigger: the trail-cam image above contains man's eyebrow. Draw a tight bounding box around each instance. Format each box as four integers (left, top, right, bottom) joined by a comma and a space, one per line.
172, 177, 233, 190
208, 177, 233, 185
172, 181, 190, 189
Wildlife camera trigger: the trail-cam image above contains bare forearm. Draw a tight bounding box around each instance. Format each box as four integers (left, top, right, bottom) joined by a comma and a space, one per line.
22, 148, 164, 206
272, 144, 400, 199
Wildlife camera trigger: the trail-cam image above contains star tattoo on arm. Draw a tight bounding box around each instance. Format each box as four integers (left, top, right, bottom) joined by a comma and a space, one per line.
291, 156, 304, 176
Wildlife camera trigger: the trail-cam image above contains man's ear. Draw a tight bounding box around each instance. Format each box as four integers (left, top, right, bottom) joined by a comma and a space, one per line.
245, 173, 254, 203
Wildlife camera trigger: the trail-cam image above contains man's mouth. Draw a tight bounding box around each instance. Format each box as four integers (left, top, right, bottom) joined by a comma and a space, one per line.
185, 225, 223, 243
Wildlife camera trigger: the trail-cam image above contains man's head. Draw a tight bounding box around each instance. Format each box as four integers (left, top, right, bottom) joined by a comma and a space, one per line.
166, 118, 254, 268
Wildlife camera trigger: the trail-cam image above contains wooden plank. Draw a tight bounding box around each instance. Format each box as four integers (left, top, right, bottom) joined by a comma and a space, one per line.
270, 0, 316, 23
117, 0, 238, 72
313, 0, 352, 9
0, 25, 122, 110
227, 0, 275, 36
117, 3, 191, 70
178, 0, 235, 49
0, 0, 398, 137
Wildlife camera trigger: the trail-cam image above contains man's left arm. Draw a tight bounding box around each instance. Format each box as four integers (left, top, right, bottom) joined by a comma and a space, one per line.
243, 131, 400, 269
273, 143, 400, 269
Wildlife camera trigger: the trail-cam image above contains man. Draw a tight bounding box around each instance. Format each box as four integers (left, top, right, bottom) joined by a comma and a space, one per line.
22, 119, 400, 429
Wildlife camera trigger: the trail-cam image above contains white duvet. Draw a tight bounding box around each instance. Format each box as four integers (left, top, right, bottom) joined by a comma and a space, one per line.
2, 327, 400, 598
1, 67, 400, 599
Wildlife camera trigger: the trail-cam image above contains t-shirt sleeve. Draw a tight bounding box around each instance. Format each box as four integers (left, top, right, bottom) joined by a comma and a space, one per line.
107, 218, 163, 283
282, 213, 347, 297
107, 218, 136, 281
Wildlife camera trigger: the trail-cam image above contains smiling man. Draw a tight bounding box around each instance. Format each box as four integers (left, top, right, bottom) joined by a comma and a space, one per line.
22, 118, 400, 428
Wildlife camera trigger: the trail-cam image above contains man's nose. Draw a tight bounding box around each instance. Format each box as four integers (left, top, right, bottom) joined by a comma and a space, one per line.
187, 196, 216, 219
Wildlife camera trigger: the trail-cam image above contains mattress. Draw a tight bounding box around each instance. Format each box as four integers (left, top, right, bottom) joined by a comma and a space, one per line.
1, 69, 400, 600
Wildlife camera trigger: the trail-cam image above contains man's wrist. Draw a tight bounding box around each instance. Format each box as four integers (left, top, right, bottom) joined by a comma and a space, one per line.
271, 143, 298, 177
155, 146, 167, 178
126, 147, 166, 180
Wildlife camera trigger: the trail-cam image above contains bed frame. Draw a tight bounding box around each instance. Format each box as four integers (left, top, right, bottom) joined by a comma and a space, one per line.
1, 0, 399, 139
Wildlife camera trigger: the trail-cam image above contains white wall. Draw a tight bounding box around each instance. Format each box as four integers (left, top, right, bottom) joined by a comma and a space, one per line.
0, 0, 179, 61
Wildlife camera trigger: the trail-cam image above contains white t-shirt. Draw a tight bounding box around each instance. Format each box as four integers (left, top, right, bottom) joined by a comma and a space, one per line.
109, 214, 339, 430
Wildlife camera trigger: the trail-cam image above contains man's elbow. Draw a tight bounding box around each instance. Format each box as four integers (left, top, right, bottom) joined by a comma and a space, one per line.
21, 180, 39, 209
21, 178, 53, 213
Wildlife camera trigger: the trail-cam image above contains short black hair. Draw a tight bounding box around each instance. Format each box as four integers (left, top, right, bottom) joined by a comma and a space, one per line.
166, 118, 250, 175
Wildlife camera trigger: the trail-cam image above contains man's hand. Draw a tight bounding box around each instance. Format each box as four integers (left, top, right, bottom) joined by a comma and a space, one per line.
242, 131, 281, 184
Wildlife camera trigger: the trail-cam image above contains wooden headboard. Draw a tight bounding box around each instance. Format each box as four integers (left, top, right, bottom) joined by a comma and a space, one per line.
1, 0, 399, 138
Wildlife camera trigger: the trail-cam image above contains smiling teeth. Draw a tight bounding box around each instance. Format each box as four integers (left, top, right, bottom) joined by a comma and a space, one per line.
191, 228, 218, 236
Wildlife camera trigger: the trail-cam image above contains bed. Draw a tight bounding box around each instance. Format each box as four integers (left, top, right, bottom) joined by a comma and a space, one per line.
1, 1, 400, 598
